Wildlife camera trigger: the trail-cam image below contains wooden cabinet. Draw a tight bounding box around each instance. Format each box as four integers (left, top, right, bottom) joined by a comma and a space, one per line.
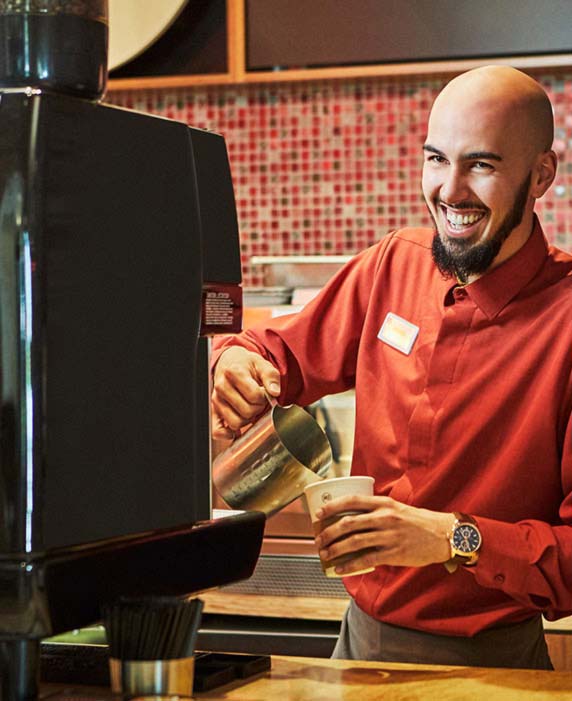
246, 0, 572, 71
106, 0, 572, 92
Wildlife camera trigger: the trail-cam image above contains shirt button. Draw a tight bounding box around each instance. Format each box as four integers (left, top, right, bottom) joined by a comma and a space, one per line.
494, 573, 505, 583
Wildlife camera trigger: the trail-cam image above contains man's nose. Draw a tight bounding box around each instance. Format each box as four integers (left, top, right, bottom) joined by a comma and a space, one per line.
439, 167, 469, 205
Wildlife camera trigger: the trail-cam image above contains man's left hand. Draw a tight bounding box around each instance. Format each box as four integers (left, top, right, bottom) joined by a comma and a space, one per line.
314, 495, 456, 574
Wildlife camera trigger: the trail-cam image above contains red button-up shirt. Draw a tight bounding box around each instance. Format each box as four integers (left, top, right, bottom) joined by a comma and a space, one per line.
214, 216, 572, 636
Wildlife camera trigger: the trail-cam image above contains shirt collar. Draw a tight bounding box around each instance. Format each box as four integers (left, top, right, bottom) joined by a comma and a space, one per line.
444, 215, 548, 319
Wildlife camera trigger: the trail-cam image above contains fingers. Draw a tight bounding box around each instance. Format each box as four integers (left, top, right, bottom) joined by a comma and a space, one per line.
211, 411, 238, 441
316, 509, 384, 551
317, 522, 394, 573
251, 354, 281, 398
314, 497, 455, 569
212, 383, 261, 431
314, 495, 389, 523
313, 496, 401, 569
317, 519, 388, 574
328, 548, 383, 576
212, 347, 281, 433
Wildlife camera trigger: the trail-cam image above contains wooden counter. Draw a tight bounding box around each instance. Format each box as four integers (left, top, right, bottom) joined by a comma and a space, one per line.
201, 590, 348, 621
42, 655, 572, 701
201, 590, 572, 629
200, 590, 572, 671
195, 655, 572, 701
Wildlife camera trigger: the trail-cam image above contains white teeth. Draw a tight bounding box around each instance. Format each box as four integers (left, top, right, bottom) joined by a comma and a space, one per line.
445, 211, 484, 228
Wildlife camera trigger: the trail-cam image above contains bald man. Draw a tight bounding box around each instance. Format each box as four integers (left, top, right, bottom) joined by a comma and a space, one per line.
211, 66, 572, 669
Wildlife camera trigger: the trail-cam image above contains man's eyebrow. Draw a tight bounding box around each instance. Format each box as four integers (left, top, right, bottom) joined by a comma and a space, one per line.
463, 150, 503, 162
422, 144, 503, 162
423, 144, 445, 157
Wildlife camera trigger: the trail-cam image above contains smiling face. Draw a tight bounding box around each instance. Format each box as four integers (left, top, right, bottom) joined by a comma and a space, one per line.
422, 66, 557, 282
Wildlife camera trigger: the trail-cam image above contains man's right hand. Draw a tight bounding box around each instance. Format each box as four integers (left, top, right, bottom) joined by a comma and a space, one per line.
211, 346, 281, 439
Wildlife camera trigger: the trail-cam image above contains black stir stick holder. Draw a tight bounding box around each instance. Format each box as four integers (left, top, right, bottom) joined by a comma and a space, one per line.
102, 596, 204, 698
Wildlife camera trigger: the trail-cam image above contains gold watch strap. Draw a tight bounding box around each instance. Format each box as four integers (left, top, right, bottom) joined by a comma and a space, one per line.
444, 512, 480, 574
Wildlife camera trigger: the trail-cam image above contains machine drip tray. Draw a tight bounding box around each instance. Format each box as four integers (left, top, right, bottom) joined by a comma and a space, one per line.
194, 652, 271, 691
40, 643, 271, 692
41, 643, 109, 687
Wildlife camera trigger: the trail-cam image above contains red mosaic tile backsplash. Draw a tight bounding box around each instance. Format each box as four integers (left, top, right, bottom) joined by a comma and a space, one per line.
109, 73, 572, 287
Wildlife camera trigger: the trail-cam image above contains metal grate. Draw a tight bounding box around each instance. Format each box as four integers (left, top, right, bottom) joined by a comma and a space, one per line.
221, 554, 348, 598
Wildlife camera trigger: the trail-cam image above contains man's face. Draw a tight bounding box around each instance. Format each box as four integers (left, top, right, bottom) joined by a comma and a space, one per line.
429, 171, 531, 282
422, 97, 535, 282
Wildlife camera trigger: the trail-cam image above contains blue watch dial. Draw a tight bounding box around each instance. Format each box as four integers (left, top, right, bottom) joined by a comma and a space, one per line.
452, 524, 481, 553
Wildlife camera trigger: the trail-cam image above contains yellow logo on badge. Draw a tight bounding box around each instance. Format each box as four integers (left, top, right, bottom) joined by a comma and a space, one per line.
377, 312, 419, 355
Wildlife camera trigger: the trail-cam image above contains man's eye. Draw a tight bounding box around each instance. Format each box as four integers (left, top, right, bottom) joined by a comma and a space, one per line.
473, 161, 493, 170
427, 154, 446, 164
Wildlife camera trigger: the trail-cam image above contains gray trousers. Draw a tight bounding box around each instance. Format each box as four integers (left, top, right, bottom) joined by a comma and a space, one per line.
332, 600, 553, 670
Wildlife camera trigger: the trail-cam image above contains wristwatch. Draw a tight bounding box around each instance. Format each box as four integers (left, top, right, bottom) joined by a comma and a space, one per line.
444, 512, 482, 573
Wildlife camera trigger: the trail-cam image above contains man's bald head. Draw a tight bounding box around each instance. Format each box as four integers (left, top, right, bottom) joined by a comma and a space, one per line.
423, 65, 558, 282
430, 65, 554, 156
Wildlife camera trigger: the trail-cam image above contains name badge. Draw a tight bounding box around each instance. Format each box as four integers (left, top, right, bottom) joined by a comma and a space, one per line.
377, 312, 419, 355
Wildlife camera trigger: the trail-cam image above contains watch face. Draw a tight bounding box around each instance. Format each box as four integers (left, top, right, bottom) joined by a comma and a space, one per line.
452, 524, 482, 554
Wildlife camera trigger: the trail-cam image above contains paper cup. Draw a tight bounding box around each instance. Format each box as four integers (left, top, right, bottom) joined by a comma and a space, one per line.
304, 476, 375, 578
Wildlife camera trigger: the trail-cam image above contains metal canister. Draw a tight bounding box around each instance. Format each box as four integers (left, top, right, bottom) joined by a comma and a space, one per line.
212, 402, 332, 517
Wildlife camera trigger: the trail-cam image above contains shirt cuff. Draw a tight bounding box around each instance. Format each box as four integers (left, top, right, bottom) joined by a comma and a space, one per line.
466, 516, 532, 596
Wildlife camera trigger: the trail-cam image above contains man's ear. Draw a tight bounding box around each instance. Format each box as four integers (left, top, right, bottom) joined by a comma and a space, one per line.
531, 150, 558, 198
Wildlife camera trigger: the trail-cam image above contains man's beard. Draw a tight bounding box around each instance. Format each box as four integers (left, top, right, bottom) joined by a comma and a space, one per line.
430, 172, 531, 283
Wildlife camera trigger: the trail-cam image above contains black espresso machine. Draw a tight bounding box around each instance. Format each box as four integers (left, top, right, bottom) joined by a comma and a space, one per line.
0, 1, 264, 698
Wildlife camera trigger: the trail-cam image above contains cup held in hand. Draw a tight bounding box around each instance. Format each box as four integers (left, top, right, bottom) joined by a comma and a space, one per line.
304, 476, 375, 578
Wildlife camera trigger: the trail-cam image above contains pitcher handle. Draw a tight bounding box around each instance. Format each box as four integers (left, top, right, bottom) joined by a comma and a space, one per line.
263, 388, 278, 408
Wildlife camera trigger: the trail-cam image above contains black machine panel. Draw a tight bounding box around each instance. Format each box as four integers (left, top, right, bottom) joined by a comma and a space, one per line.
0, 92, 230, 551
41, 96, 205, 548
